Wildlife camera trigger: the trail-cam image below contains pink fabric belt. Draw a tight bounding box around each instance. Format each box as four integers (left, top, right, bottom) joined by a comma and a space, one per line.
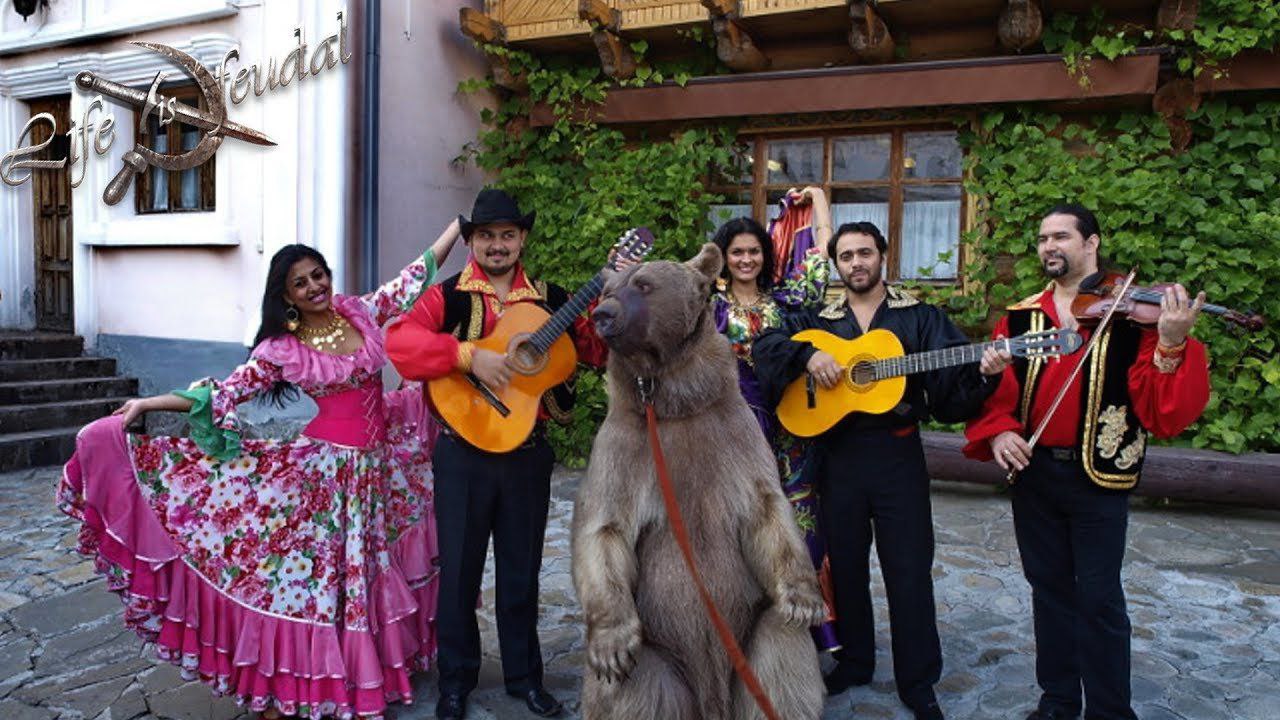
304, 382, 387, 448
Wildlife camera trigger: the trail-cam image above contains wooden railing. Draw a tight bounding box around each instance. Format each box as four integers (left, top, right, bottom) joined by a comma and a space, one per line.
479, 0, 844, 42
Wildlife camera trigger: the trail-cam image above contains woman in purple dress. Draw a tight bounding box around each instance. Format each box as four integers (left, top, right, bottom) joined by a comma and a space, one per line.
709, 187, 839, 652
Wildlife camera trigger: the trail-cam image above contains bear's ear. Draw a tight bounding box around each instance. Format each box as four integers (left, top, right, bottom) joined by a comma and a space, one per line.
685, 242, 724, 282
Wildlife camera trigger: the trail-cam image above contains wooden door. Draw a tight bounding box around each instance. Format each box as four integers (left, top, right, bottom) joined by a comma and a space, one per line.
28, 96, 73, 332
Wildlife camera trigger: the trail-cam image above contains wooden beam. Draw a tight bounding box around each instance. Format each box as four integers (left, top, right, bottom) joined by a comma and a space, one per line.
459, 7, 527, 92
578, 0, 619, 30
701, 0, 736, 15
997, 0, 1043, 53
1157, 0, 1199, 34
1196, 50, 1280, 93
701, 0, 770, 72
848, 0, 895, 64
459, 7, 503, 44
1153, 77, 1200, 151
530, 52, 1161, 126
921, 431, 1280, 510
579, 0, 637, 80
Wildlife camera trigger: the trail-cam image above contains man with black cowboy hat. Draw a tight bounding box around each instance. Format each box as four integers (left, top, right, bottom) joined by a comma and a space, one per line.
387, 188, 611, 719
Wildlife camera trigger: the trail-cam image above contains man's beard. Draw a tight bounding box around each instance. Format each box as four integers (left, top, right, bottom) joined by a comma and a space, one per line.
841, 266, 881, 294
1042, 252, 1069, 279
480, 252, 516, 276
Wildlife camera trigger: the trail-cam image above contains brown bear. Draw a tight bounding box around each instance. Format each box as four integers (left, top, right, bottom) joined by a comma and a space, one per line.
572, 243, 826, 720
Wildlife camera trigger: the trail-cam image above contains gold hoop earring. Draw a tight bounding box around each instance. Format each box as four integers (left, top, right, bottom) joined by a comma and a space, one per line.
285, 305, 300, 332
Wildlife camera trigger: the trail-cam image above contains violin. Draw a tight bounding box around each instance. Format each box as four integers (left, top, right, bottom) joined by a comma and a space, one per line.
1073, 272, 1265, 331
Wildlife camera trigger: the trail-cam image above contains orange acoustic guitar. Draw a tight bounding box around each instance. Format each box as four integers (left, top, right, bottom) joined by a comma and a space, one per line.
427, 228, 654, 453
776, 327, 1082, 437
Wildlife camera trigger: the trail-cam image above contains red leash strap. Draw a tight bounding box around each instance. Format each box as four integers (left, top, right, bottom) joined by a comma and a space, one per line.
644, 402, 782, 720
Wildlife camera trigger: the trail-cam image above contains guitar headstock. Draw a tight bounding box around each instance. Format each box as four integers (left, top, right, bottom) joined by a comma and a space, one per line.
1009, 328, 1084, 358
608, 227, 655, 271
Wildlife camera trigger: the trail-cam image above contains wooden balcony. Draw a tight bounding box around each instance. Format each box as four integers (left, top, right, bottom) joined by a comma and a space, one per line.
469, 0, 1163, 63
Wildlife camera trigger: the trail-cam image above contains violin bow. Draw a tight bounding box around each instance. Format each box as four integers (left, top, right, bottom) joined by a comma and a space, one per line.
1005, 268, 1139, 483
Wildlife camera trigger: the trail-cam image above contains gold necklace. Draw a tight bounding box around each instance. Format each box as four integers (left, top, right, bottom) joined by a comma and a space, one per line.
294, 312, 350, 352
730, 288, 763, 307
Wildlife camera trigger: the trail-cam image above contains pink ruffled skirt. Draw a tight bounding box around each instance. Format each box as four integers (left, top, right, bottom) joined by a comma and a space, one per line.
57, 411, 439, 719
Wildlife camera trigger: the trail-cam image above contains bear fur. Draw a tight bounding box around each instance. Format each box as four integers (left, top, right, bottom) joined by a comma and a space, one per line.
572, 243, 826, 720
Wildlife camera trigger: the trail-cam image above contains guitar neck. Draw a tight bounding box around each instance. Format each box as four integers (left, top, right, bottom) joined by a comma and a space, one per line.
872, 340, 1000, 380
527, 273, 605, 353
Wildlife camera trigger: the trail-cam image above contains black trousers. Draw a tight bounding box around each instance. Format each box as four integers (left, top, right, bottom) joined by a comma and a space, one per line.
817, 426, 942, 709
1012, 448, 1137, 720
432, 431, 555, 696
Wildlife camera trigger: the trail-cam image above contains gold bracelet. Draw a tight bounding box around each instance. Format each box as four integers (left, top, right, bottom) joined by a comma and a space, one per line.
455, 341, 475, 373
1157, 339, 1187, 357
1152, 351, 1183, 374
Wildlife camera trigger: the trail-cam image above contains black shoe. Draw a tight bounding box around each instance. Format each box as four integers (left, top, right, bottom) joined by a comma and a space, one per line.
911, 699, 945, 720
822, 661, 873, 695
507, 686, 564, 717
1025, 708, 1078, 720
435, 691, 467, 720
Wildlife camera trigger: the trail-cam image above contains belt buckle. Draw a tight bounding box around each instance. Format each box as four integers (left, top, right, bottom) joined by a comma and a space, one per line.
1048, 447, 1077, 462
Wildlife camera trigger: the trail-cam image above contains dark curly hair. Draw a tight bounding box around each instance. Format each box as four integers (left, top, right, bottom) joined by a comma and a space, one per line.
828, 221, 887, 259
251, 244, 332, 407
710, 217, 777, 292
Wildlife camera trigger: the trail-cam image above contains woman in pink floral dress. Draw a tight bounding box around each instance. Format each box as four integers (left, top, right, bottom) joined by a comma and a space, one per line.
57, 222, 462, 719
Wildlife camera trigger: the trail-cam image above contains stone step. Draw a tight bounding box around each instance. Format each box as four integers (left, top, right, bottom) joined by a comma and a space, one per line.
0, 425, 82, 472
0, 334, 84, 360
0, 376, 139, 405
0, 357, 117, 383
0, 397, 130, 434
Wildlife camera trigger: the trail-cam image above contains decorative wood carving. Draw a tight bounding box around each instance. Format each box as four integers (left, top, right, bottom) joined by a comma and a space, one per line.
998, 0, 1043, 53
579, 0, 638, 79
1153, 77, 1200, 152
1156, 0, 1200, 34
847, 1, 894, 64
701, 0, 770, 72
459, 7, 528, 92
460, 7, 504, 44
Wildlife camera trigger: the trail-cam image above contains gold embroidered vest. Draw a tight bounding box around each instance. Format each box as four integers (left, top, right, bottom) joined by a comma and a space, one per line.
1008, 307, 1147, 490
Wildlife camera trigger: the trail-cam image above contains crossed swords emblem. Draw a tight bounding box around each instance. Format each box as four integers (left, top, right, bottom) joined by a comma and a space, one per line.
75, 42, 275, 206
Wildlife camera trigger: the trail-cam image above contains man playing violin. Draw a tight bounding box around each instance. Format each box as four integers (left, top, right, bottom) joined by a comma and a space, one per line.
965, 203, 1211, 720
387, 188, 616, 720
754, 222, 1004, 720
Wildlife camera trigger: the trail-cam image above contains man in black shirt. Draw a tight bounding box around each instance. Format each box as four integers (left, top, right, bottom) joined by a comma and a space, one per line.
753, 222, 1000, 720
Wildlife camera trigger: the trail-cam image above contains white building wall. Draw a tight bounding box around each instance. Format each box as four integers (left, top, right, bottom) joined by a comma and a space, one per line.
0, 0, 356, 350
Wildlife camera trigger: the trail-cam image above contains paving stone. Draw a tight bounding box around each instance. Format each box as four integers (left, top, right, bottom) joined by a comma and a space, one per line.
0, 699, 56, 720
2, 466, 1279, 720
104, 683, 149, 720
146, 681, 247, 720
50, 675, 131, 717
8, 581, 121, 637
0, 589, 28, 612
0, 637, 35, 678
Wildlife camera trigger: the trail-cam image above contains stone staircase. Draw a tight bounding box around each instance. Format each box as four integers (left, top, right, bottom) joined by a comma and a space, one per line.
0, 332, 139, 472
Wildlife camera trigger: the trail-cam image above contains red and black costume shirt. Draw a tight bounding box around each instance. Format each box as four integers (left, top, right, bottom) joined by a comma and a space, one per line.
964, 285, 1211, 488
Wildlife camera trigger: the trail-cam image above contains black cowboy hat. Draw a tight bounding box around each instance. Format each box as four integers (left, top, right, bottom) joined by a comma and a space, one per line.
458, 188, 536, 240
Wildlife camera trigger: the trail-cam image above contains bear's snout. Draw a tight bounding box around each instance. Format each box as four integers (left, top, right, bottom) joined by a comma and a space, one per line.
592, 299, 624, 339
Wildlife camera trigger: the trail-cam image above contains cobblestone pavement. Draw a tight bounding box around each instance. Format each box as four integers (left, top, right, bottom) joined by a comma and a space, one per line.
1, 465, 1278, 720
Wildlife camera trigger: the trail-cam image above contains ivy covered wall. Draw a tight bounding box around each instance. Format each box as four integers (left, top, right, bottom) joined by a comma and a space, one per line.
457, 10, 1280, 463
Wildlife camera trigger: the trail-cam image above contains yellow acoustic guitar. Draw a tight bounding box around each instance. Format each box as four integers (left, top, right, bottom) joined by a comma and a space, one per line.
776, 327, 1082, 437
428, 227, 654, 453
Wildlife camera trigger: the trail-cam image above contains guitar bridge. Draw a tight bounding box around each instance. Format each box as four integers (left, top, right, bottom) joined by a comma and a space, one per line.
466, 373, 511, 417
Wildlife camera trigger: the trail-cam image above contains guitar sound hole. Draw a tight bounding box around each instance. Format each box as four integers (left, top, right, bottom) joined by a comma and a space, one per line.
509, 340, 545, 374
851, 362, 876, 386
